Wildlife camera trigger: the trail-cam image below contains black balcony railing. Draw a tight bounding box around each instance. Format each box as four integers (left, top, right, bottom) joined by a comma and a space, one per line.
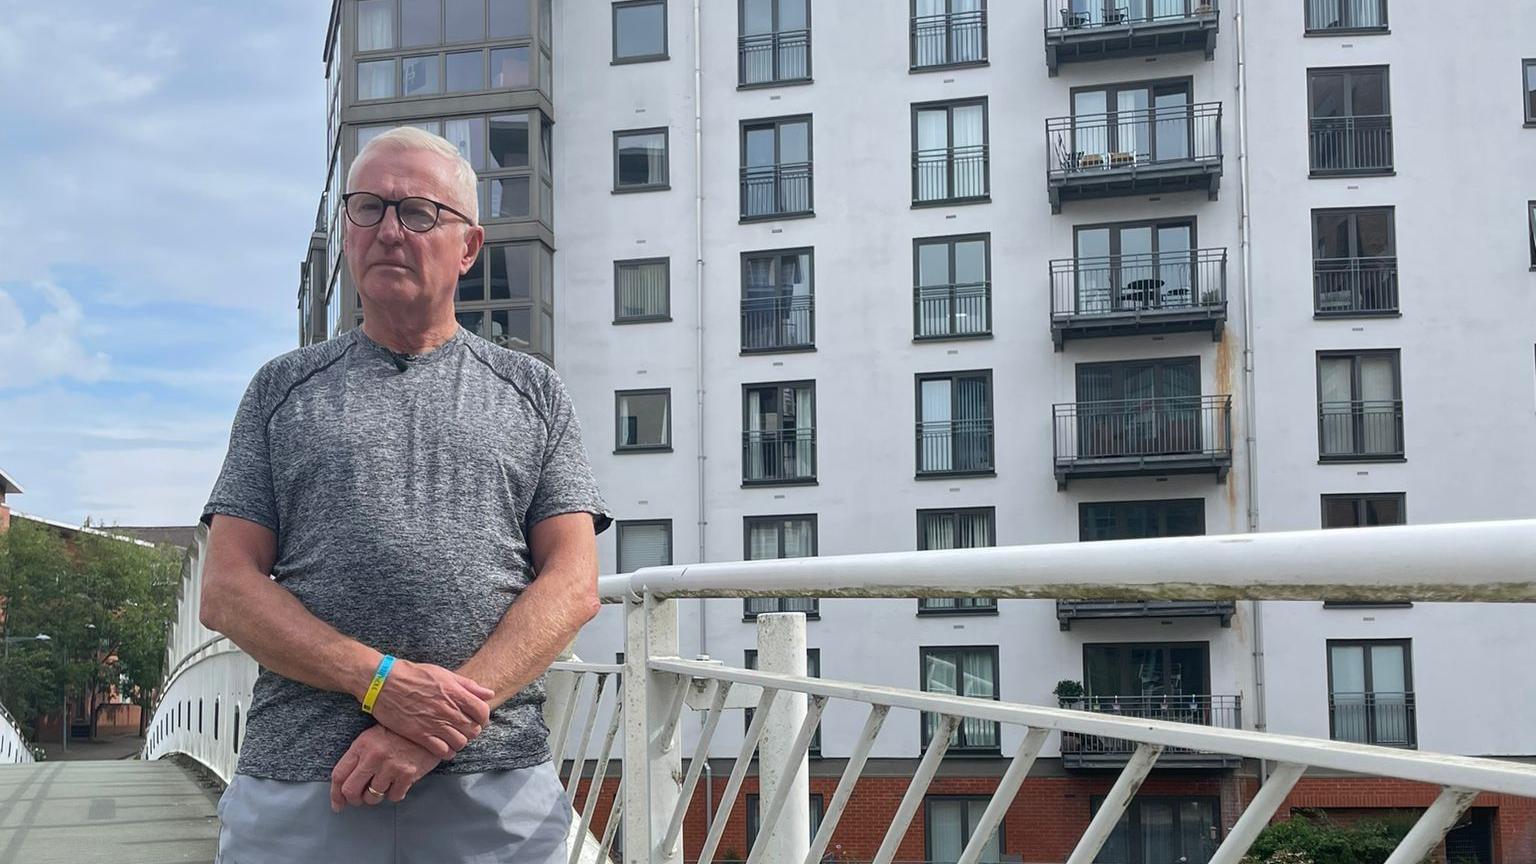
1048, 103, 1222, 179
738, 29, 811, 86
1050, 249, 1227, 318
913, 145, 989, 204
1054, 395, 1232, 466
916, 418, 995, 476
1056, 600, 1236, 629
915, 281, 991, 339
1045, 0, 1219, 31
1318, 400, 1404, 460
911, 9, 987, 68
742, 427, 816, 483
1330, 691, 1416, 748
741, 162, 813, 220
1060, 694, 1241, 762
1310, 115, 1393, 175
1313, 256, 1398, 315
741, 295, 814, 351
1305, 0, 1388, 32
745, 597, 820, 618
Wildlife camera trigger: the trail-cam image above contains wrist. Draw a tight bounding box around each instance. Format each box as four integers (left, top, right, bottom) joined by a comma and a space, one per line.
345, 644, 386, 703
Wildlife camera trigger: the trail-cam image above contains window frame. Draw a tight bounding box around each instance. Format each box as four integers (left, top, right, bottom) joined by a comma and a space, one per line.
613, 126, 671, 193
614, 388, 673, 453
1306, 65, 1393, 177
1075, 356, 1200, 402
737, 0, 814, 88
612, 0, 669, 64
1321, 493, 1410, 608
1326, 638, 1416, 747
745, 793, 825, 847
909, 0, 989, 72
744, 648, 822, 754
1078, 498, 1206, 542
1528, 200, 1536, 268
1087, 794, 1222, 864
912, 233, 993, 341
923, 796, 1005, 864
1525, 60, 1536, 126
1303, 0, 1389, 36
613, 257, 672, 324
616, 519, 673, 574
741, 380, 818, 486
914, 369, 996, 479
916, 507, 998, 615
919, 645, 1001, 753
911, 97, 991, 206
1083, 640, 1212, 698
1315, 348, 1404, 462
742, 514, 819, 620
740, 247, 816, 354
738, 114, 815, 222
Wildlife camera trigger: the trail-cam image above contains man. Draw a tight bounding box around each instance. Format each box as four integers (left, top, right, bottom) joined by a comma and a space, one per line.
199, 126, 611, 862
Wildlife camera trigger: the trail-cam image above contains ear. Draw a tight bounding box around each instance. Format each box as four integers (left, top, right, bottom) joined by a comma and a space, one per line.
459, 225, 485, 274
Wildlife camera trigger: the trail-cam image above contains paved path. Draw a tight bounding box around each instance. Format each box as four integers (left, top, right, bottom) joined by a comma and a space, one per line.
0, 760, 218, 863
36, 735, 145, 763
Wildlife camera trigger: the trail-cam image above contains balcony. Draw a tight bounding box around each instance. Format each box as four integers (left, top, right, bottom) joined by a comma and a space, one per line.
738, 29, 811, 87
1043, 0, 1220, 76
741, 295, 814, 352
916, 418, 995, 478
913, 144, 990, 206
1059, 694, 1243, 769
1046, 103, 1222, 213
1053, 395, 1232, 487
1305, 0, 1388, 34
1309, 115, 1394, 176
742, 428, 816, 485
910, 8, 987, 70
1056, 600, 1235, 630
740, 162, 813, 221
1318, 399, 1404, 462
1050, 249, 1227, 348
1330, 691, 1416, 748
915, 281, 991, 339
1314, 256, 1398, 316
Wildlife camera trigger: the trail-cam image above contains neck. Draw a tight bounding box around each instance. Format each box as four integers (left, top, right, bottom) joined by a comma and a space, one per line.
359, 307, 459, 356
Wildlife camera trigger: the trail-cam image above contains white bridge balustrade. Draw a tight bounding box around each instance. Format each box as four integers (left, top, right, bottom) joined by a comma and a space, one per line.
146, 520, 1536, 864
0, 702, 35, 765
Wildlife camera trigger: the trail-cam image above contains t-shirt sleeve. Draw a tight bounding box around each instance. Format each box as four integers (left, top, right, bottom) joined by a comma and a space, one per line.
526, 368, 613, 536
201, 368, 280, 534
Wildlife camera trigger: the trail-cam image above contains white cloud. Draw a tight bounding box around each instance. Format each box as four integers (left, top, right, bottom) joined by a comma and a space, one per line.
0, 283, 110, 388
71, 445, 226, 527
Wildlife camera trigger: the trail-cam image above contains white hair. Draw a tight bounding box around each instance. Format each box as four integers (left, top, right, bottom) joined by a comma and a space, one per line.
347, 126, 479, 225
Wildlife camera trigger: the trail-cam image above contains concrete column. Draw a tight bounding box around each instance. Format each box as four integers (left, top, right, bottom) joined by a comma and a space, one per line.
623, 596, 682, 864
756, 613, 809, 864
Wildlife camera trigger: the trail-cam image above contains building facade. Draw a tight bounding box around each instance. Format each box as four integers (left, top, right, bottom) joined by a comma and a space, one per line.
299, 2, 1536, 861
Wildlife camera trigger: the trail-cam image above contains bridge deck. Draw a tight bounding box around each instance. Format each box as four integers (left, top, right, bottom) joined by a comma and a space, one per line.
0, 761, 218, 863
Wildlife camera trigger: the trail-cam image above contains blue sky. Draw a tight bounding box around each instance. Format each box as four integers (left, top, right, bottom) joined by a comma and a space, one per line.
0, 1, 330, 526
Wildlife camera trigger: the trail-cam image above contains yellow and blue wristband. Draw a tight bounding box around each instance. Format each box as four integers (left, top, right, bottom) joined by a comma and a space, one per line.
360, 655, 395, 715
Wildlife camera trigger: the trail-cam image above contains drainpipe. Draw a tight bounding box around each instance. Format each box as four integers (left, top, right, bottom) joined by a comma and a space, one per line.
692, 0, 715, 835
1233, 0, 1268, 785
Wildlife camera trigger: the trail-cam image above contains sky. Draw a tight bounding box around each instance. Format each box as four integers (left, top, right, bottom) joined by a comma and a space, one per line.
0, 1, 331, 527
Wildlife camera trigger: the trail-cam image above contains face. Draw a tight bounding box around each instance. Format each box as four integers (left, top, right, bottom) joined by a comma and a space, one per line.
344, 148, 483, 316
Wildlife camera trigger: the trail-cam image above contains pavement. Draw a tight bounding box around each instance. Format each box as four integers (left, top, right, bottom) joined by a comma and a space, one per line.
35, 735, 145, 763
0, 760, 219, 863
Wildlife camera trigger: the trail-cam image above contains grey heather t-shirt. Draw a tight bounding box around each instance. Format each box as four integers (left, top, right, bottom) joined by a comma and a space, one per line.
202, 326, 611, 781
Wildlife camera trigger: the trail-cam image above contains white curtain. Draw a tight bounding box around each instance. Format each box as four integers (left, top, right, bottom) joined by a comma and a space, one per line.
357, 60, 396, 101
747, 390, 765, 479
924, 652, 957, 744
619, 523, 671, 571
782, 519, 813, 558
357, 0, 394, 51
916, 109, 950, 201
920, 379, 952, 472
748, 523, 778, 560
793, 385, 814, 477
961, 651, 997, 747
443, 118, 484, 172
1319, 357, 1352, 455
928, 801, 965, 864
619, 262, 667, 318
1360, 355, 1396, 454
952, 105, 985, 198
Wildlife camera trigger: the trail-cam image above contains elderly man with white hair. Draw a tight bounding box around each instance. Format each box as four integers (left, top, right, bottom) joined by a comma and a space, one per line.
198, 126, 610, 862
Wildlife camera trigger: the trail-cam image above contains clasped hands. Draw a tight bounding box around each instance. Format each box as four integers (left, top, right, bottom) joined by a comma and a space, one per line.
329, 658, 494, 812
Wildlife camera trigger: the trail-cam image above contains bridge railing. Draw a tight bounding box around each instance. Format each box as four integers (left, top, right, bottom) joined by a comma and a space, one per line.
0, 700, 36, 764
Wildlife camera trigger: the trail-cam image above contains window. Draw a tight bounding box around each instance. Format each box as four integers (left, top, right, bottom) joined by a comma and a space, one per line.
1321, 493, 1404, 529
616, 390, 671, 452
1072, 219, 1198, 314
455, 241, 553, 360
617, 520, 672, 573
1069, 80, 1193, 168
926, 798, 1003, 864
1075, 357, 1202, 459
403, 0, 443, 47
911, 0, 987, 69
615, 258, 670, 322
746, 794, 824, 848
1328, 639, 1415, 747
490, 0, 532, 38
358, 59, 397, 100
1304, 0, 1388, 34
358, 0, 395, 51
742, 248, 814, 352
1317, 350, 1403, 460
1526, 60, 1536, 125
743, 382, 816, 484
739, 0, 811, 86
446, 50, 485, 91
1308, 67, 1392, 175
1091, 796, 1219, 864
743, 516, 819, 618
1080, 499, 1205, 542
916, 371, 993, 476
445, 0, 486, 42
1085, 642, 1209, 699
1312, 207, 1397, 314
914, 235, 990, 339
744, 649, 821, 753
741, 116, 813, 219
917, 508, 996, 613
920, 646, 998, 751
913, 100, 989, 204
403, 55, 441, 96
614, 128, 670, 191
491, 46, 531, 87
1528, 201, 1535, 266
613, 0, 667, 62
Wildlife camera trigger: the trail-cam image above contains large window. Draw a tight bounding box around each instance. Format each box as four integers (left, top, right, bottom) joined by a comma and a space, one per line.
746, 794, 824, 849
926, 797, 1003, 864
741, 116, 813, 220
1304, 0, 1388, 34
742, 249, 814, 352
454, 241, 554, 359
1328, 640, 1415, 747
613, 0, 667, 62
1075, 357, 1201, 459
913, 99, 989, 204
910, 0, 986, 70
1312, 207, 1396, 315
739, 0, 810, 86
355, 0, 540, 97
1322, 493, 1404, 529
1080, 499, 1204, 541
1091, 796, 1219, 864
1308, 66, 1392, 175
357, 0, 532, 51
743, 382, 816, 484
614, 258, 670, 323
359, 48, 532, 100
1526, 60, 1536, 125
615, 390, 671, 452
1317, 350, 1403, 460
743, 516, 818, 619
1070, 80, 1193, 167
614, 128, 669, 191
917, 508, 996, 613
914, 235, 990, 339
1073, 219, 1198, 314
1085, 642, 1209, 698
920, 646, 999, 752
916, 371, 994, 477
744, 649, 821, 753
616, 520, 672, 573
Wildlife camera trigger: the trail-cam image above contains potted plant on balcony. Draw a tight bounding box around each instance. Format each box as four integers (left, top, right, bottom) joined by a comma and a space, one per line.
1053, 679, 1085, 709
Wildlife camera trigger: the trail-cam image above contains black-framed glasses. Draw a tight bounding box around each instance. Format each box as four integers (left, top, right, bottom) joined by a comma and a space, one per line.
342, 191, 475, 232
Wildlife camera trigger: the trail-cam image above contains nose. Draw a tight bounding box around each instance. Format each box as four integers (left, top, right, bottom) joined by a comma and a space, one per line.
373, 202, 407, 243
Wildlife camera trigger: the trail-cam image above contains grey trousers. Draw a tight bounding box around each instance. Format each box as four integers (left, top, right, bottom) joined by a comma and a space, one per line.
216, 761, 571, 863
